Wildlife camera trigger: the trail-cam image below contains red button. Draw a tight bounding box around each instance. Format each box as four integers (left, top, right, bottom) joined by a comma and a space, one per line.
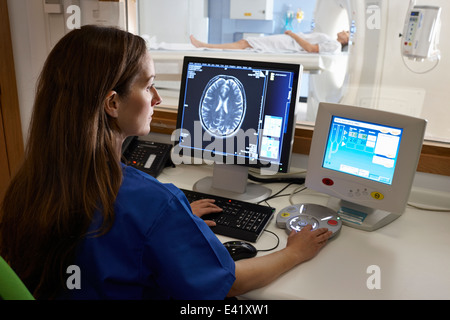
322, 178, 334, 186
328, 219, 338, 226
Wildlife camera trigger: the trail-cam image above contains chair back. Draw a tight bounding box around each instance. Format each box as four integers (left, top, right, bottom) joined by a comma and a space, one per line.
0, 256, 34, 300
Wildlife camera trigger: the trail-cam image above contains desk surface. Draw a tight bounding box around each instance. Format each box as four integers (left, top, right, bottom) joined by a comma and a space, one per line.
157, 162, 450, 300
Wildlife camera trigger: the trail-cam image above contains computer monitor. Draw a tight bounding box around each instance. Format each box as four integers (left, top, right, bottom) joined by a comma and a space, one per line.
306, 102, 427, 231
172, 56, 303, 202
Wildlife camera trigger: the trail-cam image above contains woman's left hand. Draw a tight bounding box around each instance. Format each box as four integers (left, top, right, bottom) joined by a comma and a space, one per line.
190, 199, 223, 227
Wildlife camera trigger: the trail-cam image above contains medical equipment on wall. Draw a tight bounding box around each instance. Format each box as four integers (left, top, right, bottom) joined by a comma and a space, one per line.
229, 0, 274, 20
401, 4, 442, 61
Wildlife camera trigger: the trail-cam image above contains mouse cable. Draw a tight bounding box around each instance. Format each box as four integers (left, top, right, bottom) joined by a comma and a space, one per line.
257, 230, 280, 252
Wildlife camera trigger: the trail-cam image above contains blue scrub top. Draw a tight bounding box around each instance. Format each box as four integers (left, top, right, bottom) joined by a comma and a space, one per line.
63, 164, 236, 299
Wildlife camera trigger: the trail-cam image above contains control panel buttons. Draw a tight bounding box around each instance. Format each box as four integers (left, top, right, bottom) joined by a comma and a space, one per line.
371, 191, 384, 200
322, 178, 334, 186
317, 178, 385, 203
327, 219, 339, 226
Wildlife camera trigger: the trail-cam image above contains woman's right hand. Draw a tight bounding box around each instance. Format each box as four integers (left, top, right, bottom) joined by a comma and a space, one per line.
285, 225, 332, 264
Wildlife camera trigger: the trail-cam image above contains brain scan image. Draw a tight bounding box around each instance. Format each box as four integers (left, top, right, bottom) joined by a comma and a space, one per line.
199, 75, 246, 138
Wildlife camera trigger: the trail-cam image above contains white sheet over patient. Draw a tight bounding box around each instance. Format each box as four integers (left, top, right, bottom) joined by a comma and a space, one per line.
246, 32, 341, 54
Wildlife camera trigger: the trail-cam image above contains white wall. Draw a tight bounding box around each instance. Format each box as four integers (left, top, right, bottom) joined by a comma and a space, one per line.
8, 0, 49, 144
138, 0, 209, 43
7, 0, 130, 145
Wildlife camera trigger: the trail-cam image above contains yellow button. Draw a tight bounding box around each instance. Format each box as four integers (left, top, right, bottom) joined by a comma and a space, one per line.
281, 212, 290, 218
371, 192, 384, 200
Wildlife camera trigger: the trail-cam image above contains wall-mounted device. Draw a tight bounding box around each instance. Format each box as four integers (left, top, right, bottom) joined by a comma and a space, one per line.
401, 3, 441, 61
305, 103, 426, 231
229, 0, 274, 20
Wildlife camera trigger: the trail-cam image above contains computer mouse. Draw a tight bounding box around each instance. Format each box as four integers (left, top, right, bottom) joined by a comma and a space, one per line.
223, 241, 257, 261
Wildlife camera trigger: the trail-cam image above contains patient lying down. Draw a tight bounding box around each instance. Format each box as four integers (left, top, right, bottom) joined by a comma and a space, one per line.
190, 30, 349, 54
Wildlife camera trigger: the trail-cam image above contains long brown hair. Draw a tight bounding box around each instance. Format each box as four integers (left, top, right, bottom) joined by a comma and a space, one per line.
0, 25, 148, 299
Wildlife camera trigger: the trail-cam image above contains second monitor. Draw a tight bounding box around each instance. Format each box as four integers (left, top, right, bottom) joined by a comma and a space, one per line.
306, 102, 427, 231
173, 56, 303, 202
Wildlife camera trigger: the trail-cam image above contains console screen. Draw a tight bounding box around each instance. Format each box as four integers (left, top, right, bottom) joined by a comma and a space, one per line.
176, 57, 300, 171
322, 116, 403, 185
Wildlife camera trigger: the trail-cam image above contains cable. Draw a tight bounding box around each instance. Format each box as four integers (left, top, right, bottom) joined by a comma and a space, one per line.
247, 170, 307, 206
256, 182, 299, 205
401, 54, 440, 74
399, 33, 440, 74
288, 185, 308, 204
248, 167, 307, 177
257, 230, 280, 252
407, 202, 450, 212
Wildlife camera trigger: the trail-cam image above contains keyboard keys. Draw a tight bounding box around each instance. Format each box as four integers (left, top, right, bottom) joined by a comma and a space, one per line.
181, 189, 275, 242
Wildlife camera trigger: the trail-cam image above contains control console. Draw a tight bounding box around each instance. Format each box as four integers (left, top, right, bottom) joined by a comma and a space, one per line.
276, 203, 342, 238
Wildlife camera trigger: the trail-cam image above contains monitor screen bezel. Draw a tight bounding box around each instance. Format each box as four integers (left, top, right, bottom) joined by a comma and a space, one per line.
174, 56, 303, 173
306, 102, 427, 213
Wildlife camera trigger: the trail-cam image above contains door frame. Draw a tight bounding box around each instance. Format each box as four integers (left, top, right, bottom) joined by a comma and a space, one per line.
0, 0, 24, 202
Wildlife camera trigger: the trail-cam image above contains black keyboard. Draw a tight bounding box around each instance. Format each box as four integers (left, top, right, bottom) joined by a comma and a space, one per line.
181, 189, 275, 242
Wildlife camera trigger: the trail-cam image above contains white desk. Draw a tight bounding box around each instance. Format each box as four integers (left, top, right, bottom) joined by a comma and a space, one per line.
157, 157, 450, 300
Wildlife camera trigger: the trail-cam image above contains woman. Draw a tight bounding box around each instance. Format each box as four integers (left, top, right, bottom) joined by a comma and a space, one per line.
190, 30, 350, 54
0, 25, 331, 299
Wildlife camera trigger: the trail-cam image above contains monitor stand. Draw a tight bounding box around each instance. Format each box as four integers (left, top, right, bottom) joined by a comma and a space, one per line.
327, 197, 402, 231
193, 163, 272, 203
